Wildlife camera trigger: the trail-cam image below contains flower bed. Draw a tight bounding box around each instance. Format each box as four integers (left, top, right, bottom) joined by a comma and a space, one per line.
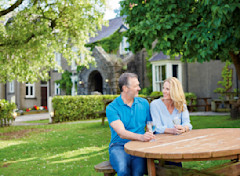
16, 105, 48, 116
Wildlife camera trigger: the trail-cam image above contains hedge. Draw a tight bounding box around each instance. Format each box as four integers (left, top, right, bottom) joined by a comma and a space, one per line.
0, 99, 16, 127
52, 92, 197, 123
52, 95, 118, 123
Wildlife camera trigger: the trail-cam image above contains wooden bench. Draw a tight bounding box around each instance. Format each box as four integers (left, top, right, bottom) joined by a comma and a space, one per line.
96, 99, 113, 125
211, 99, 231, 112
188, 97, 211, 112
94, 161, 116, 176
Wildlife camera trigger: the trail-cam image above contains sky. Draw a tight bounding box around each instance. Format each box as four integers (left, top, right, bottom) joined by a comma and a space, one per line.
104, 0, 121, 20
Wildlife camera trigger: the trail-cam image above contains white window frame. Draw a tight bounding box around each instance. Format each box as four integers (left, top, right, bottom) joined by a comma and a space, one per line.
71, 75, 78, 96
71, 59, 77, 71
119, 37, 130, 55
54, 52, 61, 71
155, 65, 166, 92
26, 83, 35, 98
9, 80, 14, 93
152, 60, 182, 92
55, 83, 61, 95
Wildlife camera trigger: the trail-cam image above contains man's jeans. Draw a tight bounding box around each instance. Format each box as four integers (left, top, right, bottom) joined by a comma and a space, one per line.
109, 143, 147, 176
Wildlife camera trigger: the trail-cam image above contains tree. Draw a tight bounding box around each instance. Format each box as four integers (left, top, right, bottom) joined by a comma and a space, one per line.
0, 0, 107, 83
121, 0, 240, 82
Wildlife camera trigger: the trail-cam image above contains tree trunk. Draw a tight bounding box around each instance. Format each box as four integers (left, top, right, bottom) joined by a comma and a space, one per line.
229, 52, 240, 119
229, 51, 240, 81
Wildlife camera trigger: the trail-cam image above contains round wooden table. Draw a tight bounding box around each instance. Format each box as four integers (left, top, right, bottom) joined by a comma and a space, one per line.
124, 128, 240, 176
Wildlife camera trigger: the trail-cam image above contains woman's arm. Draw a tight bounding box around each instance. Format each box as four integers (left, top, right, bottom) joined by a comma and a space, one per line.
150, 100, 168, 134
181, 105, 193, 130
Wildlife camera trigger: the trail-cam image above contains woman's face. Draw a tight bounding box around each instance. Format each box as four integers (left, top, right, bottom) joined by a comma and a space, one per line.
163, 81, 171, 100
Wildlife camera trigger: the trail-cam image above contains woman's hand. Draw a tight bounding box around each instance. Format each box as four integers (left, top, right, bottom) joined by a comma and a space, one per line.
174, 125, 186, 134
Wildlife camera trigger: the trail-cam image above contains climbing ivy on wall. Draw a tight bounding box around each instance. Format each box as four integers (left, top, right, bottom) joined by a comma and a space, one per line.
86, 31, 126, 54
55, 70, 73, 95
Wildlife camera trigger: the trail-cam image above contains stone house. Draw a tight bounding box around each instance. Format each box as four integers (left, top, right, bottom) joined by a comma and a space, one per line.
149, 52, 240, 99
77, 16, 150, 95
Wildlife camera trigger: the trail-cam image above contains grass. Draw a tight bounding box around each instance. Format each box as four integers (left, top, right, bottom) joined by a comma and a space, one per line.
25, 120, 50, 123
0, 115, 239, 175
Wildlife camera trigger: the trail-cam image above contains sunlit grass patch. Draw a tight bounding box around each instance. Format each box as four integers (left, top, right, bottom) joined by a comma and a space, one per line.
0, 140, 28, 149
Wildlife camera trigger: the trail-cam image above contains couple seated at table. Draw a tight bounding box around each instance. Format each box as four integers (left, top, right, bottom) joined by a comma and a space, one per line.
106, 73, 192, 176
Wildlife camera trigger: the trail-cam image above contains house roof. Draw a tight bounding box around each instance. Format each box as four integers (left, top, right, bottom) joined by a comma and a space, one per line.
88, 16, 127, 44
149, 52, 181, 62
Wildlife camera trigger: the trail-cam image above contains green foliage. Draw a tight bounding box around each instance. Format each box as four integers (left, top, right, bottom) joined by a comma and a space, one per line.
86, 31, 126, 54
139, 86, 153, 95
0, 0, 107, 83
52, 95, 118, 123
55, 70, 73, 95
52, 93, 198, 123
0, 99, 16, 127
121, 0, 240, 78
150, 91, 163, 97
146, 49, 153, 87
185, 92, 197, 105
214, 61, 233, 94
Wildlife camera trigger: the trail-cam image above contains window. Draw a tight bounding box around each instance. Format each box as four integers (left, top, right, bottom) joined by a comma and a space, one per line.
54, 52, 61, 70
71, 60, 77, 71
55, 83, 61, 95
155, 65, 166, 91
172, 65, 178, 78
71, 75, 78, 96
9, 81, 14, 93
26, 83, 35, 98
119, 37, 130, 55
152, 61, 182, 92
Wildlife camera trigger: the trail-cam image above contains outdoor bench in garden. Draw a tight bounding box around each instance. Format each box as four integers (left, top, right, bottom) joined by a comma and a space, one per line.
96, 99, 113, 125
94, 160, 116, 176
188, 97, 211, 112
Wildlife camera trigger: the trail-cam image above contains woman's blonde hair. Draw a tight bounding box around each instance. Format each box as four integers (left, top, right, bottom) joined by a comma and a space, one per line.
164, 77, 186, 112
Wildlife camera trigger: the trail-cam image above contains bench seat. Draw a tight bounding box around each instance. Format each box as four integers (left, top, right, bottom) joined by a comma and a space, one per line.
94, 161, 116, 176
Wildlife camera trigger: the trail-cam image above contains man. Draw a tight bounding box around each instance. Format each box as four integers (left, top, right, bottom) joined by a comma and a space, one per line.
106, 73, 155, 176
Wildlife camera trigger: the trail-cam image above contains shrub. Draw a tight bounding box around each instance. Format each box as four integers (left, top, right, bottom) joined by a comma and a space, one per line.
139, 86, 153, 96
150, 91, 163, 97
52, 95, 118, 123
0, 99, 16, 127
52, 92, 198, 123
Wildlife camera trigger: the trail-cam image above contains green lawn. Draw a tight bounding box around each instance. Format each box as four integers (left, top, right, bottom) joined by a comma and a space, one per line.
25, 119, 50, 123
0, 115, 239, 175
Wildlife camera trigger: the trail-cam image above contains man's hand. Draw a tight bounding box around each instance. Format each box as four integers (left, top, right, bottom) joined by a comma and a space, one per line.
140, 132, 155, 142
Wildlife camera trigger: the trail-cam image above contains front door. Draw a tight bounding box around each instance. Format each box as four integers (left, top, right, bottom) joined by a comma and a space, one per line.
41, 87, 47, 107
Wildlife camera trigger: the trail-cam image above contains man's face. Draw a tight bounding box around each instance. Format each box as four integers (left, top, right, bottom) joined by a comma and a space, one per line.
125, 77, 141, 98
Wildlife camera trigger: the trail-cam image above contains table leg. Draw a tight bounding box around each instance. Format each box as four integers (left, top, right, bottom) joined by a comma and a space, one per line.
147, 158, 156, 176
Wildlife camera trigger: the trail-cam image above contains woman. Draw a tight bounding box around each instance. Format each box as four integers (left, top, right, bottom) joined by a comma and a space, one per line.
150, 77, 192, 135
150, 77, 192, 167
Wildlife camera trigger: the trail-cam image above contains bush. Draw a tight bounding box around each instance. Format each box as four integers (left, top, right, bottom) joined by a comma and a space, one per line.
150, 91, 163, 97
185, 92, 197, 106
52, 95, 118, 123
52, 92, 198, 123
0, 99, 16, 127
139, 86, 153, 96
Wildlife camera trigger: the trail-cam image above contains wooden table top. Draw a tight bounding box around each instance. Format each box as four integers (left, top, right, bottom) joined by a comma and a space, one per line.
124, 128, 240, 162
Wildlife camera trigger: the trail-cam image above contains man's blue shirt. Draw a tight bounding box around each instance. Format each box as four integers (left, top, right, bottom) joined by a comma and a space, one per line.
106, 95, 151, 146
